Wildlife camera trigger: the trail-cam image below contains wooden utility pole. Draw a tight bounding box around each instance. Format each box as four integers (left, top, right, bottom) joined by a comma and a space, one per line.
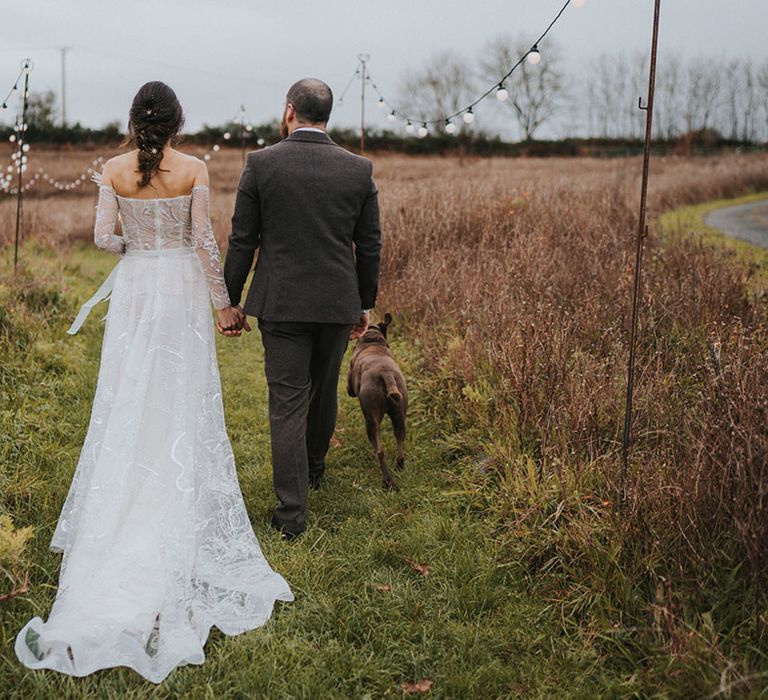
239, 104, 246, 166
358, 53, 369, 153
59, 47, 70, 127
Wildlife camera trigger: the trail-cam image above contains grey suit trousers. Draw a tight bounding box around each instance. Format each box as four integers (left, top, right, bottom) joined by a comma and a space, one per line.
258, 320, 351, 530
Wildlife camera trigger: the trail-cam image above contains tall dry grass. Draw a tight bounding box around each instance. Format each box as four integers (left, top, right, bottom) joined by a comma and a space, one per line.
376, 152, 768, 667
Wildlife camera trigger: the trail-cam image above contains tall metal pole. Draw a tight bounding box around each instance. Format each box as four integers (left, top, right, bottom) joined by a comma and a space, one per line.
620, 0, 662, 500
14, 60, 32, 273
358, 53, 369, 153
59, 47, 70, 127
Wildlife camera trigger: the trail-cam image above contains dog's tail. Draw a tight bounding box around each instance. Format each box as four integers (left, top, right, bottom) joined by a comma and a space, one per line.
382, 372, 402, 403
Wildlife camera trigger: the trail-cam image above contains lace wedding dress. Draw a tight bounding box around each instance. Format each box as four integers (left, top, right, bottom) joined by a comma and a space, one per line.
15, 184, 293, 683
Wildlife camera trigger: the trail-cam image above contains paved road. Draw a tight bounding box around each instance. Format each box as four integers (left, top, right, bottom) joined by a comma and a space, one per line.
704, 198, 768, 249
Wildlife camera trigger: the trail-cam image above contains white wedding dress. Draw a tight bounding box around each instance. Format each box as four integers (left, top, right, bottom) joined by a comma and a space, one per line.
15, 183, 293, 683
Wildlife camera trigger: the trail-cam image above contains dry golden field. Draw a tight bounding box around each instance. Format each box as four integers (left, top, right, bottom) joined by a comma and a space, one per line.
4, 145, 768, 250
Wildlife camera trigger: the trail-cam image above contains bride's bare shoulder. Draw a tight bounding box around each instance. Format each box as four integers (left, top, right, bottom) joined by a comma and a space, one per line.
101, 151, 137, 179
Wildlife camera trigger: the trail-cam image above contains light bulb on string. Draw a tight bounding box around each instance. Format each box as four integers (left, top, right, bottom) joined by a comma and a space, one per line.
387, 110, 396, 123
496, 84, 509, 102
204, 154, 211, 161
418, 123, 428, 138
445, 120, 456, 135
213, 144, 221, 152
22, 143, 30, 152
405, 121, 414, 134
463, 107, 475, 124
527, 45, 541, 65
257, 138, 265, 146
223, 132, 231, 140
572, 0, 586, 6
377, 98, 386, 110
9, 134, 16, 143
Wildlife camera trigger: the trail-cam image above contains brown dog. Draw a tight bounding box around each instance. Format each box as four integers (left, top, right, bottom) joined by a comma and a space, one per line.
347, 313, 408, 490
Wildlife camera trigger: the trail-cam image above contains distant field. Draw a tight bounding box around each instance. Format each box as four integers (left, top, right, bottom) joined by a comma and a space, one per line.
4, 145, 768, 250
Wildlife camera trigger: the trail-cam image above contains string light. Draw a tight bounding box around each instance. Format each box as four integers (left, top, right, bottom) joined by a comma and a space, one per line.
337, 65, 362, 106
1, 60, 32, 118
377, 97, 386, 109
445, 120, 456, 134
366, 0, 578, 129
405, 121, 414, 134
418, 122, 428, 138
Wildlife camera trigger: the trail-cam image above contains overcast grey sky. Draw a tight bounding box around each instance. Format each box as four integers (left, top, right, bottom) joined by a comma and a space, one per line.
1, 0, 766, 134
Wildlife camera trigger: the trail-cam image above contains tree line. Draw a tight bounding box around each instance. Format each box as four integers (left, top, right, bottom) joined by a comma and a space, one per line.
2, 38, 767, 152
396, 37, 768, 143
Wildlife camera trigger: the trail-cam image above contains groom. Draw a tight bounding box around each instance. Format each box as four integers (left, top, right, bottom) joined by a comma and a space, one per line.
223, 78, 382, 539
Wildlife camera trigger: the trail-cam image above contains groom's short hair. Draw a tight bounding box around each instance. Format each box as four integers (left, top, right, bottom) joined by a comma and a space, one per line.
286, 79, 333, 125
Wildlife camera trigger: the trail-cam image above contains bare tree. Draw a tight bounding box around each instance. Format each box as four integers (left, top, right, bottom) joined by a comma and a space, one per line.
683, 57, 723, 133
756, 60, 768, 142
739, 59, 759, 142
582, 52, 647, 139
398, 51, 476, 126
655, 55, 684, 140
479, 35, 566, 141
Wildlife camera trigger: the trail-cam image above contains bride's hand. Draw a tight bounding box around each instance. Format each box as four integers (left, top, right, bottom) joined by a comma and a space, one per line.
216, 307, 243, 337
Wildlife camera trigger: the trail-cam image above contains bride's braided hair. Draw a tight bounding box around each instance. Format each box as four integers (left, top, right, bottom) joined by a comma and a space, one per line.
125, 81, 185, 187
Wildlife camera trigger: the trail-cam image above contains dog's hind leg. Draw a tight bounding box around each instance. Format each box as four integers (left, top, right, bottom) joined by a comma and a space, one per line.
389, 406, 407, 471
365, 413, 398, 491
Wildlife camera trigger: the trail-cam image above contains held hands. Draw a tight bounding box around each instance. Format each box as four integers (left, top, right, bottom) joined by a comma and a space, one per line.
216, 305, 251, 337
350, 311, 370, 341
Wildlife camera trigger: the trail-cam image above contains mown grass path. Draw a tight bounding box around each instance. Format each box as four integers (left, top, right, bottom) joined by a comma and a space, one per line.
0, 245, 619, 699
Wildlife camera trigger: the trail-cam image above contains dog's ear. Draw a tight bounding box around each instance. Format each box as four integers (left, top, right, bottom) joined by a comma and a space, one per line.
383, 312, 393, 327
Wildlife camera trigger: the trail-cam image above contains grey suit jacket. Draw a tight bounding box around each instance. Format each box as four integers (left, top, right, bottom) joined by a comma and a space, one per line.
223, 130, 382, 324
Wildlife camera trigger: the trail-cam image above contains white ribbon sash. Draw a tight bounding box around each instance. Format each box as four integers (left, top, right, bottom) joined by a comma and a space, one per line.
67, 262, 121, 335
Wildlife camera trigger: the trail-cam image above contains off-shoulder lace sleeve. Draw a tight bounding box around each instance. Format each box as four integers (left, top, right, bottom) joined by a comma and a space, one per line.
191, 185, 231, 310
94, 185, 124, 254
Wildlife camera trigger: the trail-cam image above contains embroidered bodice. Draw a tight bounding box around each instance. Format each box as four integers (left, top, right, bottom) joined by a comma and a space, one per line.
93, 184, 230, 309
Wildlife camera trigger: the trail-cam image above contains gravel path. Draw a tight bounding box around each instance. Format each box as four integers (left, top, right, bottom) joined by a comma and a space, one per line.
704, 198, 768, 249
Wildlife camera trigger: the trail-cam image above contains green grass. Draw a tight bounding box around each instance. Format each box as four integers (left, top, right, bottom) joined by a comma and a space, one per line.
0, 244, 630, 698
3, 219, 767, 697
658, 191, 768, 286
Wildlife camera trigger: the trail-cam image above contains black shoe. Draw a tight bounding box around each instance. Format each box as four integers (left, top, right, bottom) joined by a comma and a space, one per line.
270, 514, 304, 540
308, 472, 324, 490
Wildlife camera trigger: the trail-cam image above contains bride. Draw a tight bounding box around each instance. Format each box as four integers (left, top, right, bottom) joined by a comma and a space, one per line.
15, 81, 293, 683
